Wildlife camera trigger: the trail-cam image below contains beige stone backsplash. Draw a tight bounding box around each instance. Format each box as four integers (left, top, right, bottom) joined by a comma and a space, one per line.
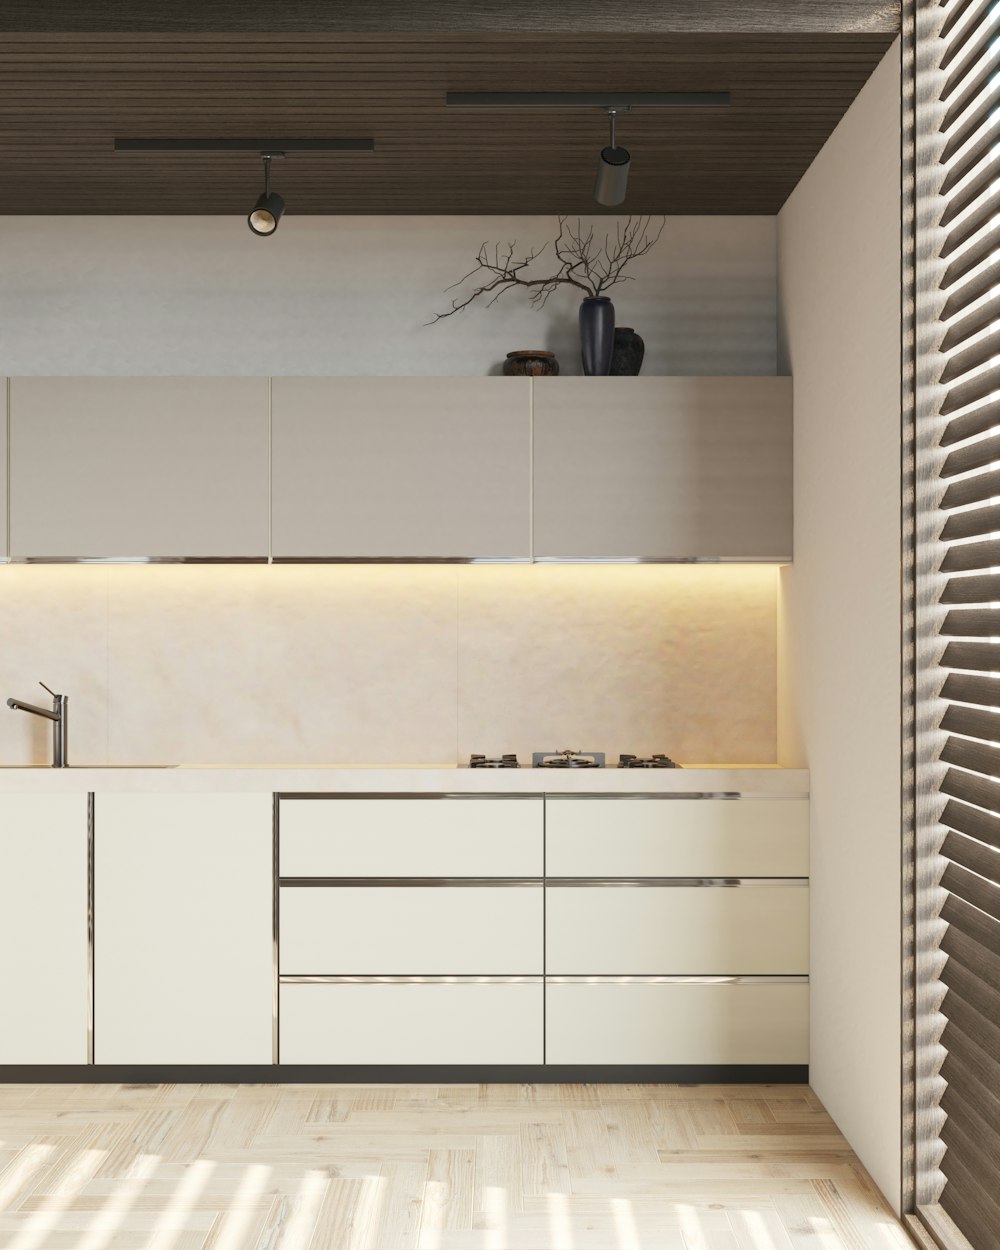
0, 563, 778, 767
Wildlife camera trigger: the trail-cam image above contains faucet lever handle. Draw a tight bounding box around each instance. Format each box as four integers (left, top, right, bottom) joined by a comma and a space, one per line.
38, 681, 58, 698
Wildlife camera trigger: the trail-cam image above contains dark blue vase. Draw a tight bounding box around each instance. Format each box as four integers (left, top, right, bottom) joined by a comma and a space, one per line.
579, 296, 615, 376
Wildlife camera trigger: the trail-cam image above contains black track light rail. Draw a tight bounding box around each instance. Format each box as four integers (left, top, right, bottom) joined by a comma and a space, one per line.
114, 138, 375, 152
446, 91, 730, 108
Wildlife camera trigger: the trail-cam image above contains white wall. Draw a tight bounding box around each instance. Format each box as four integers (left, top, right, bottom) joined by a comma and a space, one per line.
777, 44, 901, 1209
0, 216, 775, 376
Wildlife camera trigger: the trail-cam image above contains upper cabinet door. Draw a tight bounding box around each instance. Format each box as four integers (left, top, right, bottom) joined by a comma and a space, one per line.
8, 378, 269, 560
533, 377, 793, 561
271, 378, 531, 560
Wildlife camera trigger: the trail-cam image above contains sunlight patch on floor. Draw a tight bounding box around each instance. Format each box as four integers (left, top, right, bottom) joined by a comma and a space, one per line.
547, 1191, 575, 1250
808, 1212, 852, 1250
483, 1183, 508, 1250
737, 1207, 783, 1250
207, 1162, 271, 1250
78, 1152, 160, 1250
279, 1168, 329, 1250
0, 1143, 53, 1212
8, 1146, 106, 1250
147, 1157, 215, 1250
417, 1178, 446, 1248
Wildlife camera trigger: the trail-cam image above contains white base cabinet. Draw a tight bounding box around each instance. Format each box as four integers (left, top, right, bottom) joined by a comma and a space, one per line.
0, 794, 89, 1064
280, 796, 543, 878
94, 793, 273, 1064
545, 797, 808, 877
280, 981, 543, 1064
546, 981, 809, 1065
547, 884, 809, 975
0, 788, 808, 1071
280, 885, 543, 975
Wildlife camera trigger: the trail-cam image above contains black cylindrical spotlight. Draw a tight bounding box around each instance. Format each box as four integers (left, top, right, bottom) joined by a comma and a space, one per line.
248, 153, 285, 236
594, 106, 631, 207
594, 144, 631, 206
248, 191, 285, 236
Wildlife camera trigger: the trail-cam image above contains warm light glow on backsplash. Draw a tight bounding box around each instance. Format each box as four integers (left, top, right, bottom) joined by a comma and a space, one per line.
0, 563, 780, 767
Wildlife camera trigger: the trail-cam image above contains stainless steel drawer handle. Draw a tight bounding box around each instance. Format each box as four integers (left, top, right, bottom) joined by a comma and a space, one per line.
545, 877, 809, 888
546, 975, 809, 985
280, 974, 544, 985
279, 877, 544, 888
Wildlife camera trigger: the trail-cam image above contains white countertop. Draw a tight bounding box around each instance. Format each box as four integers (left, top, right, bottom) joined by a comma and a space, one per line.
0, 766, 809, 796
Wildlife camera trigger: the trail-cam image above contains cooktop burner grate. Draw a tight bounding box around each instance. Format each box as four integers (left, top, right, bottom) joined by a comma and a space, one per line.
532, 750, 606, 769
618, 753, 682, 768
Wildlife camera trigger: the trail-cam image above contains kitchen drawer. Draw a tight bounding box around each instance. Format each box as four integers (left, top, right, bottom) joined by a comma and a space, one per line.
279, 796, 543, 878
546, 980, 809, 1064
280, 980, 543, 1064
545, 798, 808, 878
546, 883, 809, 974
280, 885, 543, 974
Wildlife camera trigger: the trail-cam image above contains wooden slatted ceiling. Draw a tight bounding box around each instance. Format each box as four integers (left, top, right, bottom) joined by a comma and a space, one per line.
0, 32, 897, 214
0, 0, 904, 35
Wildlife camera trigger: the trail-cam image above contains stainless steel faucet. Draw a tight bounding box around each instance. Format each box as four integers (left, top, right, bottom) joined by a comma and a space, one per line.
7, 682, 68, 768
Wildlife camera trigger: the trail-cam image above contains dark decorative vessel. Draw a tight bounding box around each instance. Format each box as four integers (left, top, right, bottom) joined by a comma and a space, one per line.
503, 350, 560, 377
579, 296, 615, 376
609, 327, 645, 376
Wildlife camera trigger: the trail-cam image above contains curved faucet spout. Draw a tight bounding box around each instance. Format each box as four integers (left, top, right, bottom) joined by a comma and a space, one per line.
7, 697, 60, 721
6, 685, 68, 767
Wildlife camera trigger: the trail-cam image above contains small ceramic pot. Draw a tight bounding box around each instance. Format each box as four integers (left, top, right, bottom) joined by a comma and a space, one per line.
502, 350, 560, 377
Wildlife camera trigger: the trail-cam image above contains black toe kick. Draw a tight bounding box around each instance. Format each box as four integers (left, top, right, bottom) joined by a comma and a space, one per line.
0, 1063, 808, 1084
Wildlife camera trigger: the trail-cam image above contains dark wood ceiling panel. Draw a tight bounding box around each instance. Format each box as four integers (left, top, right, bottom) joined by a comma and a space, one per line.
0, 30, 899, 215
0, 1, 902, 35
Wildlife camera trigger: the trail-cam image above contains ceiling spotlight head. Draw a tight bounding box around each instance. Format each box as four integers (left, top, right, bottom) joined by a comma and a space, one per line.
248, 153, 285, 236
248, 191, 285, 235
594, 106, 631, 207
595, 145, 631, 207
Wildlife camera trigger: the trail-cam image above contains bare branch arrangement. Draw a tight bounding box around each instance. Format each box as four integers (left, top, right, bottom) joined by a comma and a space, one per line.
428, 215, 666, 324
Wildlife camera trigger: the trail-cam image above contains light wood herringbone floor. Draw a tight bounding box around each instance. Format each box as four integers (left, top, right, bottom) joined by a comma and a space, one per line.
0, 1083, 913, 1249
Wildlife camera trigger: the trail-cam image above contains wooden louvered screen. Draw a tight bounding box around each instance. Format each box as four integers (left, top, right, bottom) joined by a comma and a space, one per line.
911, 0, 1000, 1245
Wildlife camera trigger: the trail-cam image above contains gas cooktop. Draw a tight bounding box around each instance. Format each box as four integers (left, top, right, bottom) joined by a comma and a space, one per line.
468, 750, 681, 769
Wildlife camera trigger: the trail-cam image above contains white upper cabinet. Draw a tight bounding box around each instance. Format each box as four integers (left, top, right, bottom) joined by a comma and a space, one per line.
532, 377, 793, 561
4, 376, 792, 563
8, 378, 269, 560
271, 377, 532, 560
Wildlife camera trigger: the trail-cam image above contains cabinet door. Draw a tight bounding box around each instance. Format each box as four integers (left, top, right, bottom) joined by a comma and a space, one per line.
0, 794, 89, 1064
546, 884, 809, 975
280, 982, 543, 1064
279, 796, 543, 877
280, 885, 543, 975
9, 378, 269, 559
95, 793, 272, 1064
271, 378, 531, 559
533, 377, 792, 560
545, 797, 808, 878
546, 981, 808, 1064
